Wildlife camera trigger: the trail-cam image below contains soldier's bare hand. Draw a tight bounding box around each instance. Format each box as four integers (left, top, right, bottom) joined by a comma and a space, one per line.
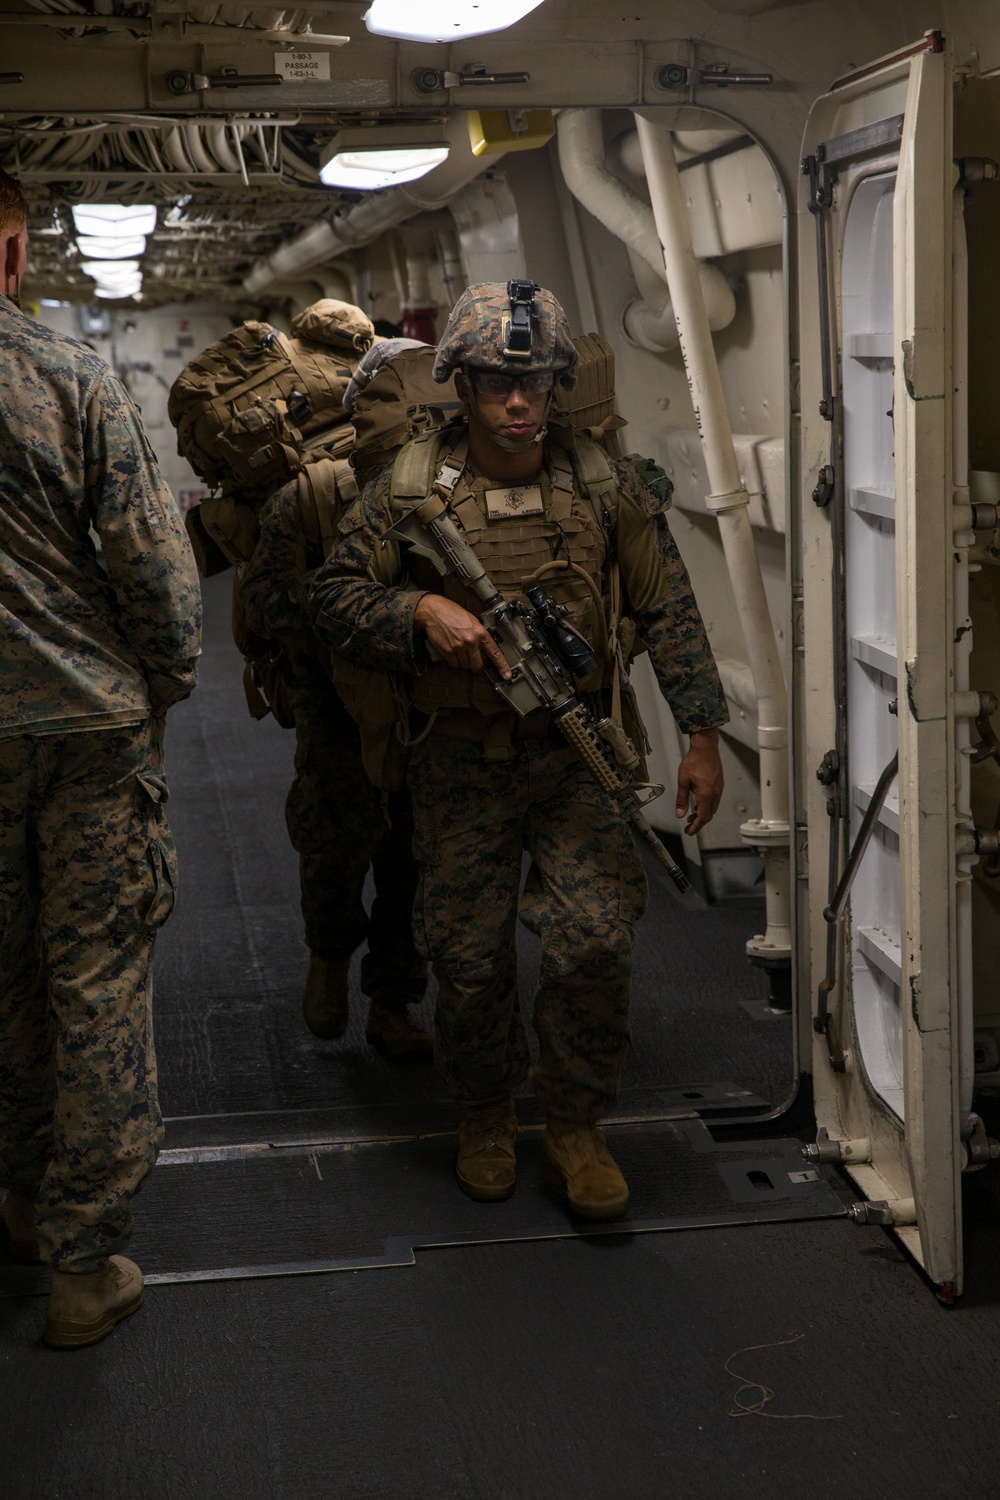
675, 728, 724, 835
414, 594, 512, 678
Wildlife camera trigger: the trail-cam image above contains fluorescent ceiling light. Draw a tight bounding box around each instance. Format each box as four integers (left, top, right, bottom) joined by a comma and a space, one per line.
319, 146, 449, 190
81, 259, 143, 298
75, 235, 147, 260
364, 0, 544, 41
81, 259, 141, 282
72, 204, 157, 239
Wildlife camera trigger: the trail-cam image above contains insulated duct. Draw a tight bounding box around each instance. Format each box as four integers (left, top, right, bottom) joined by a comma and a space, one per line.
622, 245, 734, 354
243, 118, 500, 296
556, 109, 734, 350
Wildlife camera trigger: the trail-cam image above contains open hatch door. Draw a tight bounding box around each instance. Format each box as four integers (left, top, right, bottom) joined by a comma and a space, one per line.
797, 32, 972, 1297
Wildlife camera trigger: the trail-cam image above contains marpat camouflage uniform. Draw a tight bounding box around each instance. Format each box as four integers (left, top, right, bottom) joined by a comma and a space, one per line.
238, 479, 425, 1005
0, 296, 201, 1270
307, 441, 727, 1120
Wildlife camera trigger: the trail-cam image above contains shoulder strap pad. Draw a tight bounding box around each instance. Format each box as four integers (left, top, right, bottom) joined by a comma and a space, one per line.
570, 431, 619, 533
389, 419, 466, 517
296, 455, 358, 561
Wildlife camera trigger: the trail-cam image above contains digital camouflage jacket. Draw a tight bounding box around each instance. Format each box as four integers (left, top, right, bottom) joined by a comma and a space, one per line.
0, 297, 202, 739
307, 445, 729, 737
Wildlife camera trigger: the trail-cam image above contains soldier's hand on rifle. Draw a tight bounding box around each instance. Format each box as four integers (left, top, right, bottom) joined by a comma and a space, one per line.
414, 595, 512, 679
676, 727, 724, 835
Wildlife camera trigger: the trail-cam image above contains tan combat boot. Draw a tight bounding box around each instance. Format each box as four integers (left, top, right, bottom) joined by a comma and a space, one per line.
45, 1255, 144, 1349
2, 1191, 41, 1263
365, 1002, 434, 1062
456, 1097, 518, 1202
302, 954, 350, 1039
542, 1118, 630, 1220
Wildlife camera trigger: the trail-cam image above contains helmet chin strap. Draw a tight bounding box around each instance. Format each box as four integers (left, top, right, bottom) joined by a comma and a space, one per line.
467, 385, 552, 454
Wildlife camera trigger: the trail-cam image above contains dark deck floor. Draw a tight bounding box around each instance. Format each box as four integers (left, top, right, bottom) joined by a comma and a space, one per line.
6, 575, 1000, 1499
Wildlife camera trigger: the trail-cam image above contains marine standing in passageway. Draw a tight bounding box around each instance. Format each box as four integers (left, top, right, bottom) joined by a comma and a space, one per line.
307, 280, 728, 1217
171, 306, 433, 1061
0, 169, 202, 1347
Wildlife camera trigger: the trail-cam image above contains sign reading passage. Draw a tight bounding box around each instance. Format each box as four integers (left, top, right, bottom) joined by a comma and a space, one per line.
274, 51, 332, 83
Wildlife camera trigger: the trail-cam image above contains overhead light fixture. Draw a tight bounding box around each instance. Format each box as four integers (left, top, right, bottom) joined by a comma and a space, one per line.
72, 204, 157, 239
81, 259, 143, 299
364, 0, 545, 42
75, 234, 147, 260
320, 147, 449, 190
319, 125, 449, 190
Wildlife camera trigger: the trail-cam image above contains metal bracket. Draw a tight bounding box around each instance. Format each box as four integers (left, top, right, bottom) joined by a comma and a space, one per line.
963, 1114, 1000, 1169
656, 63, 773, 90
412, 66, 530, 93
812, 464, 835, 507
166, 69, 283, 96
970, 691, 1000, 767
802, 1127, 842, 1164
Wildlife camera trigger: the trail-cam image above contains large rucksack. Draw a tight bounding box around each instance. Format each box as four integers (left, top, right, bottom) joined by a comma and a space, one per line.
349, 344, 463, 488
168, 298, 375, 508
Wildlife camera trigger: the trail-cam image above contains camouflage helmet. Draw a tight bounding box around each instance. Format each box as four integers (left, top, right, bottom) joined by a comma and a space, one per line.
433, 279, 578, 389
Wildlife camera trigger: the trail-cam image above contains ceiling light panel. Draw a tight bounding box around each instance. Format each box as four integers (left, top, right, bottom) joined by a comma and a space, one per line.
75, 235, 147, 260
319, 147, 450, 190
72, 204, 157, 239
364, 0, 544, 41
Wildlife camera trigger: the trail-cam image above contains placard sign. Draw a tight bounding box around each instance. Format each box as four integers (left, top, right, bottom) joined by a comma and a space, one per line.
274, 51, 332, 83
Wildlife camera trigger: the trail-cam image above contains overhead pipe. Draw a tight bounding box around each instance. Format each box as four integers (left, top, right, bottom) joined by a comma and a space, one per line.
243, 117, 502, 296
557, 109, 667, 281
632, 111, 791, 969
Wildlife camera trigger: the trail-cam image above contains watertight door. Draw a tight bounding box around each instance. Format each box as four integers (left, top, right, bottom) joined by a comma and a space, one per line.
797, 33, 969, 1296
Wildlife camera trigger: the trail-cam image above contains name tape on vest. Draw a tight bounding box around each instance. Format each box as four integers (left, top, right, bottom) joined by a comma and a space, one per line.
484, 485, 544, 521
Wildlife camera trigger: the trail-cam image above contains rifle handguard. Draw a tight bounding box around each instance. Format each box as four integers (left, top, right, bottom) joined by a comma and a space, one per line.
555, 705, 694, 898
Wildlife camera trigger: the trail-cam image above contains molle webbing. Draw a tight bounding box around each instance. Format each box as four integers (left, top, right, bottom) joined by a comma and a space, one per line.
296, 455, 359, 561
404, 446, 612, 719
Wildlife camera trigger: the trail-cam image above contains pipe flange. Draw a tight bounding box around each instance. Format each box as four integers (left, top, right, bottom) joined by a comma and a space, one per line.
740, 818, 791, 846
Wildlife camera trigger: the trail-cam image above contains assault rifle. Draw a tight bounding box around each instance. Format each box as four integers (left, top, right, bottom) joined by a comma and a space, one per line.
384, 493, 696, 900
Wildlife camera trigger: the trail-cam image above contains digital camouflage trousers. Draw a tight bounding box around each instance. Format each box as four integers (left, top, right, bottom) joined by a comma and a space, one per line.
0, 719, 174, 1272
407, 734, 648, 1120
286, 681, 425, 1007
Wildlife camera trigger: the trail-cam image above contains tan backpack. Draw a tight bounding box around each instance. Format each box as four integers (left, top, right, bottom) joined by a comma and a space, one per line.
349, 345, 463, 489
552, 332, 627, 458
168, 299, 375, 507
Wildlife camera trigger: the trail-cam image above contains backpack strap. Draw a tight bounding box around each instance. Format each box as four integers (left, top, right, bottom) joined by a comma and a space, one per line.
389, 419, 466, 517
297, 455, 360, 562
275, 331, 357, 411
570, 431, 620, 536
570, 432, 630, 727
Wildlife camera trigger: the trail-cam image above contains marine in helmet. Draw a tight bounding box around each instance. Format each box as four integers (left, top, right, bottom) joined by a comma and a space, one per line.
235, 322, 433, 1062
307, 280, 727, 1218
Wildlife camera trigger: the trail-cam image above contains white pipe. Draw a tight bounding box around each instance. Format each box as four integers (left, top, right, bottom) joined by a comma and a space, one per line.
953, 184, 974, 1118
243, 118, 501, 296
622, 245, 735, 353
557, 109, 668, 283
633, 110, 791, 960
184, 124, 216, 175
435, 223, 466, 308
558, 111, 735, 354
400, 226, 436, 308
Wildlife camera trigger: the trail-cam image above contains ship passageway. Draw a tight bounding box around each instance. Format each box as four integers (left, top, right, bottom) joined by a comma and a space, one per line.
0, 573, 842, 1292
